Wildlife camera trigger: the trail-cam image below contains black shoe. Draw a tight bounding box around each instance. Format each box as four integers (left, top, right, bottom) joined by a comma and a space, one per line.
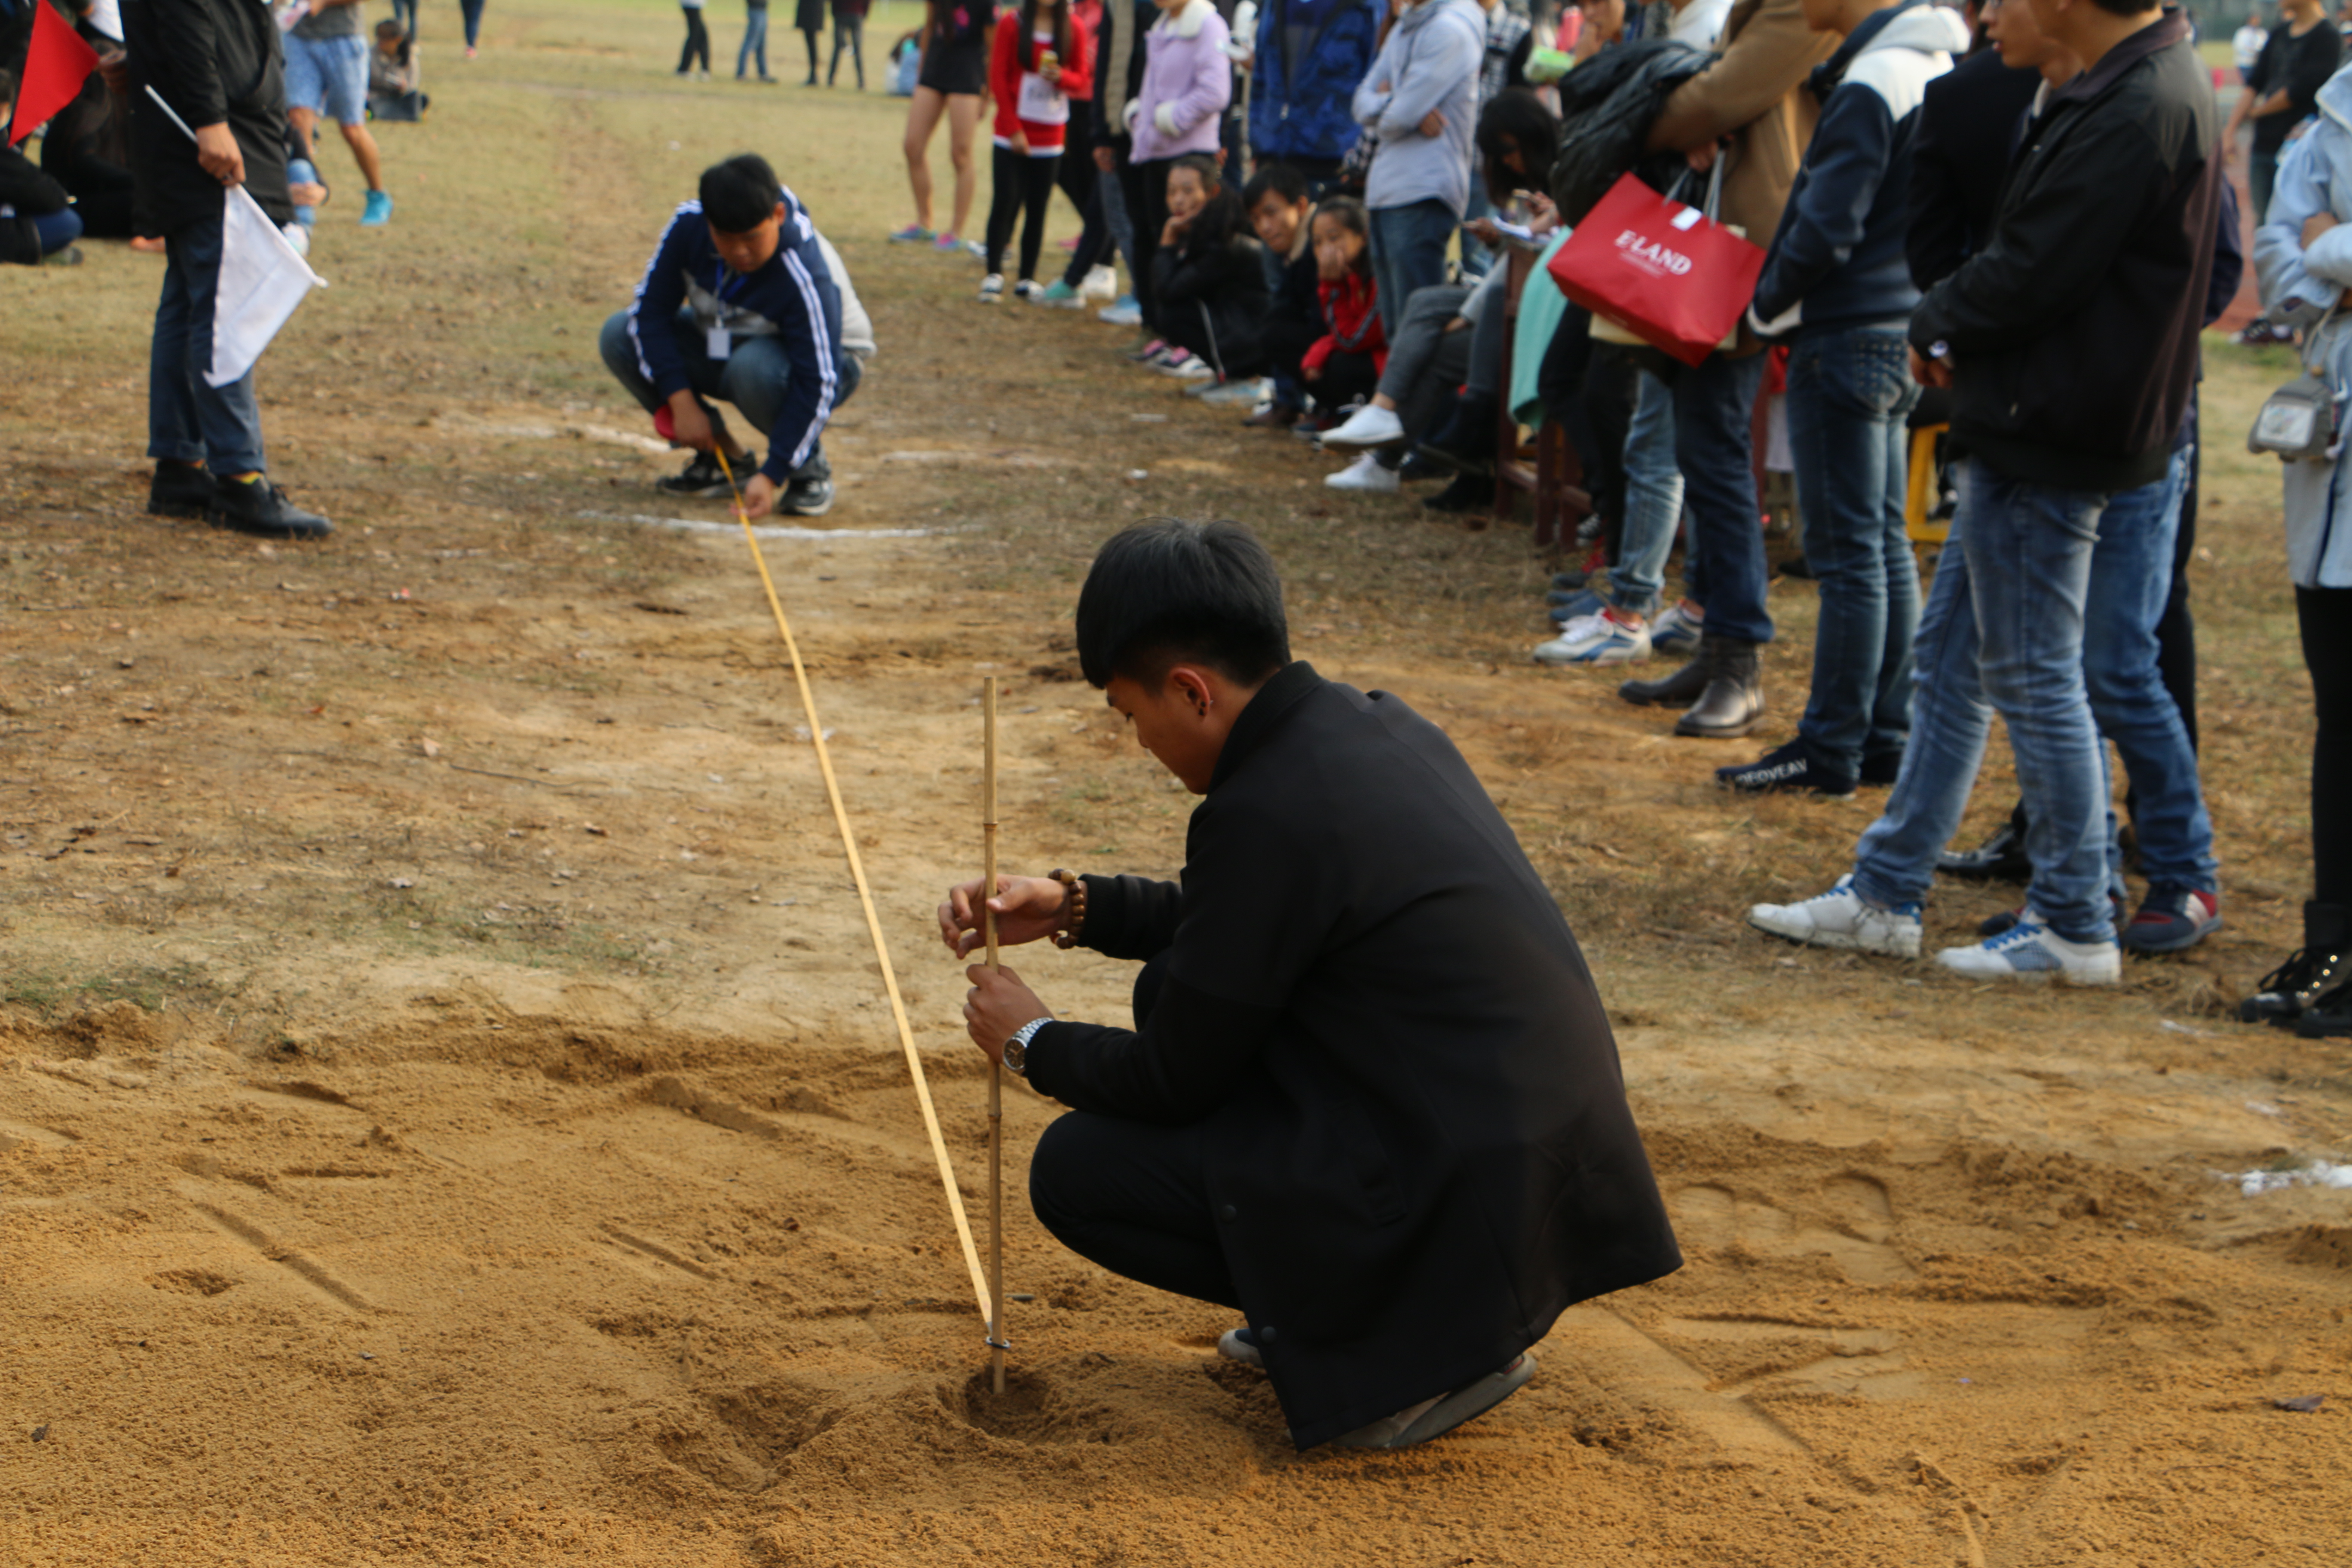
1413, 393, 1498, 476
209, 477, 333, 539
1423, 473, 1495, 514
1619, 643, 1711, 709
1859, 749, 1903, 787
1396, 449, 1444, 483
2296, 989, 2352, 1038
779, 472, 834, 516
2238, 903, 2351, 1025
148, 461, 215, 519
1550, 569, 1592, 593
1938, 809, 2032, 882
1715, 738, 1854, 798
1675, 639, 1764, 738
656, 451, 733, 498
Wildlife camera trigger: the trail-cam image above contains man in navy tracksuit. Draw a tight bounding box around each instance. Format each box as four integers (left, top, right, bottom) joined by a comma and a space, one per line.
1722, 0, 1968, 797
600, 153, 853, 518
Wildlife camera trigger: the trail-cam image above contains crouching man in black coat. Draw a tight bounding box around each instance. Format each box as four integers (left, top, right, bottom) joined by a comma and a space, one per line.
939, 518, 1681, 1452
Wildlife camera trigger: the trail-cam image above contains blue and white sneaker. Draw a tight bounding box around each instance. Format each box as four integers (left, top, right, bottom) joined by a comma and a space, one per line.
1536, 610, 1651, 666
2119, 887, 2222, 954
1749, 875, 1922, 957
1099, 294, 1142, 326
1936, 914, 2120, 984
1651, 601, 1704, 652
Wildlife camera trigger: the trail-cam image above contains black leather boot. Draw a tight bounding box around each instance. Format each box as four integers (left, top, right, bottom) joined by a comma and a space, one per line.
1939, 803, 2033, 882
148, 461, 215, 520
1619, 638, 1712, 709
1673, 638, 1764, 738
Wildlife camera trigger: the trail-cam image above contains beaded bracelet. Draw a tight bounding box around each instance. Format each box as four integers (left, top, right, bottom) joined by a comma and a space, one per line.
1050, 868, 1087, 949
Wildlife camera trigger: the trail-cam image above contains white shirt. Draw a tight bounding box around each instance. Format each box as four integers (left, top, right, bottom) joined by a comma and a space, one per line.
1669, 0, 1733, 49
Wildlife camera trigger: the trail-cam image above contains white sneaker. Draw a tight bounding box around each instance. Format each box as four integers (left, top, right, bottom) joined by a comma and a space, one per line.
1080, 264, 1118, 302
1167, 355, 1216, 381
978, 273, 1004, 303
1319, 403, 1407, 448
1013, 279, 1039, 300
1325, 453, 1400, 492
1532, 612, 1610, 664
1543, 611, 1652, 666
1749, 876, 1923, 957
1651, 601, 1704, 652
1934, 916, 2121, 985
1197, 376, 1271, 406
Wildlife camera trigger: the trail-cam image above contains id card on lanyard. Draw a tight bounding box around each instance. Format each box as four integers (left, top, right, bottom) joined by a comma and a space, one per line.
708, 262, 738, 360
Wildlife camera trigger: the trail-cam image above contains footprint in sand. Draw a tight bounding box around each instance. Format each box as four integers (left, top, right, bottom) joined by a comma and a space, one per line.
1670, 1173, 1916, 1284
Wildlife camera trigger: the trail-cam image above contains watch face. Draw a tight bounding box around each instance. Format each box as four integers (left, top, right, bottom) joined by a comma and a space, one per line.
1002, 1038, 1026, 1074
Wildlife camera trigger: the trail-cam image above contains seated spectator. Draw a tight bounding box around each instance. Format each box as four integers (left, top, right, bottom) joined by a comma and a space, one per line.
1126, 0, 1234, 362
1243, 160, 1321, 427
1149, 153, 1271, 381
598, 153, 858, 518
0, 69, 86, 266
888, 29, 924, 94
369, 21, 428, 122
1297, 194, 1390, 487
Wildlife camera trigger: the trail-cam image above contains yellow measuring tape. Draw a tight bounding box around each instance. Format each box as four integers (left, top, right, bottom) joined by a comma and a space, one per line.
711, 446, 991, 1325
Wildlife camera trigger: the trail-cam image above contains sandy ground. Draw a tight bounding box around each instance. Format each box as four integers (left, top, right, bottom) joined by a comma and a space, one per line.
3, 6, 2350, 1562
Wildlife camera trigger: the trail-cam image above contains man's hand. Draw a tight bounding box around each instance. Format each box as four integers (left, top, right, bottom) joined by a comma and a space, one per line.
964, 963, 1050, 1063
194, 122, 244, 187
1094, 145, 1117, 172
2306, 210, 2339, 249
1418, 108, 1445, 138
1908, 344, 1954, 389
741, 472, 777, 518
939, 874, 1069, 958
665, 391, 715, 452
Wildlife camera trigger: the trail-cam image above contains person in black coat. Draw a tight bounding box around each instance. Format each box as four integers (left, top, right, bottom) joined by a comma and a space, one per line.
123, 0, 332, 539
1150, 156, 1272, 381
940, 519, 1681, 1452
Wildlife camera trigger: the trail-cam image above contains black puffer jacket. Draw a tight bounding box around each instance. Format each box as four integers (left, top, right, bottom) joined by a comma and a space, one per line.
122, 0, 293, 235
1153, 232, 1274, 378
1550, 38, 1713, 223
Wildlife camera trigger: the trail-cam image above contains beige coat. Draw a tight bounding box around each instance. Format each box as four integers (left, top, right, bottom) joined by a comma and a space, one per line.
1647, 0, 1835, 248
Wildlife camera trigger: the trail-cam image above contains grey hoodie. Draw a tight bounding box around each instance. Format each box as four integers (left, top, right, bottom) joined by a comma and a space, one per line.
1351, 0, 1485, 217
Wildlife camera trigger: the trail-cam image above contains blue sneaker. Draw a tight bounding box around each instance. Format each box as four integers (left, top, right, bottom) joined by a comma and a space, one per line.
2119, 887, 2222, 954
1651, 601, 1703, 652
1099, 294, 1142, 326
361, 190, 393, 226
1534, 610, 1652, 666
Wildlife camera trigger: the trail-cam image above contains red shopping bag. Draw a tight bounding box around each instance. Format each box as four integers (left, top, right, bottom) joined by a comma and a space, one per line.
1546, 171, 1767, 368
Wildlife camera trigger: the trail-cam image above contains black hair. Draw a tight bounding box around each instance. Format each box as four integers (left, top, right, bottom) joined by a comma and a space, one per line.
700, 153, 784, 235
1310, 194, 1372, 275
0, 67, 15, 107
1074, 519, 1291, 688
1168, 155, 1245, 248
1018, 0, 1074, 69
1476, 89, 1559, 205
2083, 0, 2162, 13
1242, 162, 1311, 211
376, 20, 415, 65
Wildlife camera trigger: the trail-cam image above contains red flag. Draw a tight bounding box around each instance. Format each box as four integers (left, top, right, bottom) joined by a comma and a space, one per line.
9, 0, 102, 148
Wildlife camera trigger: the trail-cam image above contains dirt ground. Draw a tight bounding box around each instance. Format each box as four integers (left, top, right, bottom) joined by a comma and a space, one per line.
3, 6, 2349, 1563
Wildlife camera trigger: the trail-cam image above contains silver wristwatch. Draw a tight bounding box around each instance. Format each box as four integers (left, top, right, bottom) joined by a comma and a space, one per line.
1001, 1016, 1053, 1077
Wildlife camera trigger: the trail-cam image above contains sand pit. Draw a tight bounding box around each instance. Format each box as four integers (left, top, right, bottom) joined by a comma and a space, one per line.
4, 3, 2350, 1562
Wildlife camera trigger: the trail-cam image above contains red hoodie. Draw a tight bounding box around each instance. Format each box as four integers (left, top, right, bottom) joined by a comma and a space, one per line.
1303, 269, 1385, 375
989, 9, 1094, 155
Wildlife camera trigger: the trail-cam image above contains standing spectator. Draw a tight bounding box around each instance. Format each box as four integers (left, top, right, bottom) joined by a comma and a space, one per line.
679, 0, 714, 77
2248, 55, 2352, 1037
1750, 0, 2221, 982
285, 0, 393, 225
794, 0, 825, 83
1086, 0, 1161, 324
1620, 0, 1836, 738
1126, 0, 1234, 335
737, 0, 774, 81
1350, 0, 1484, 343
829, 0, 869, 86
982, 0, 1093, 300
1717, 0, 1964, 796
2230, 0, 2339, 222
891, 0, 992, 248
456, 0, 485, 58
123, 0, 333, 537
1245, 0, 1384, 188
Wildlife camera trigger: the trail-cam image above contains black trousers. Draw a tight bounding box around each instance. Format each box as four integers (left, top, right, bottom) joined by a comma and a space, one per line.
1027, 956, 1243, 1311
1127, 156, 1175, 334
678, 6, 710, 71
985, 146, 1060, 281
2303, 585, 2352, 905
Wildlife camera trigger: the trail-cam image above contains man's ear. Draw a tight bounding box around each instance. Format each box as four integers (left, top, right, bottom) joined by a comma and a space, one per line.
773, 200, 789, 225
1167, 665, 1216, 716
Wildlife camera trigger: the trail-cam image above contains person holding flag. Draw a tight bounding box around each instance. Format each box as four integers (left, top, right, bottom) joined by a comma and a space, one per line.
124, 0, 334, 539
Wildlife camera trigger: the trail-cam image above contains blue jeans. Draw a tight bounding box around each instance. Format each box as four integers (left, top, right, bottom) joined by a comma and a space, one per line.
1367, 197, 1456, 346
1671, 348, 1773, 645
1787, 326, 1921, 778
390, 0, 417, 36
148, 211, 267, 476
737, 5, 769, 76
2083, 444, 2215, 895
288, 156, 320, 227
598, 308, 860, 477
1852, 459, 2113, 942
30, 208, 83, 254
1609, 368, 1683, 618
460, 0, 485, 48
1458, 180, 1494, 281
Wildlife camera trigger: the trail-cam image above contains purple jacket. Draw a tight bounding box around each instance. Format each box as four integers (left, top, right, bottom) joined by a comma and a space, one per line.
1128, 0, 1232, 162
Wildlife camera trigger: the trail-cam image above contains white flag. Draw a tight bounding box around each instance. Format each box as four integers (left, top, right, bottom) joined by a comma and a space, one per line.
205, 182, 328, 388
